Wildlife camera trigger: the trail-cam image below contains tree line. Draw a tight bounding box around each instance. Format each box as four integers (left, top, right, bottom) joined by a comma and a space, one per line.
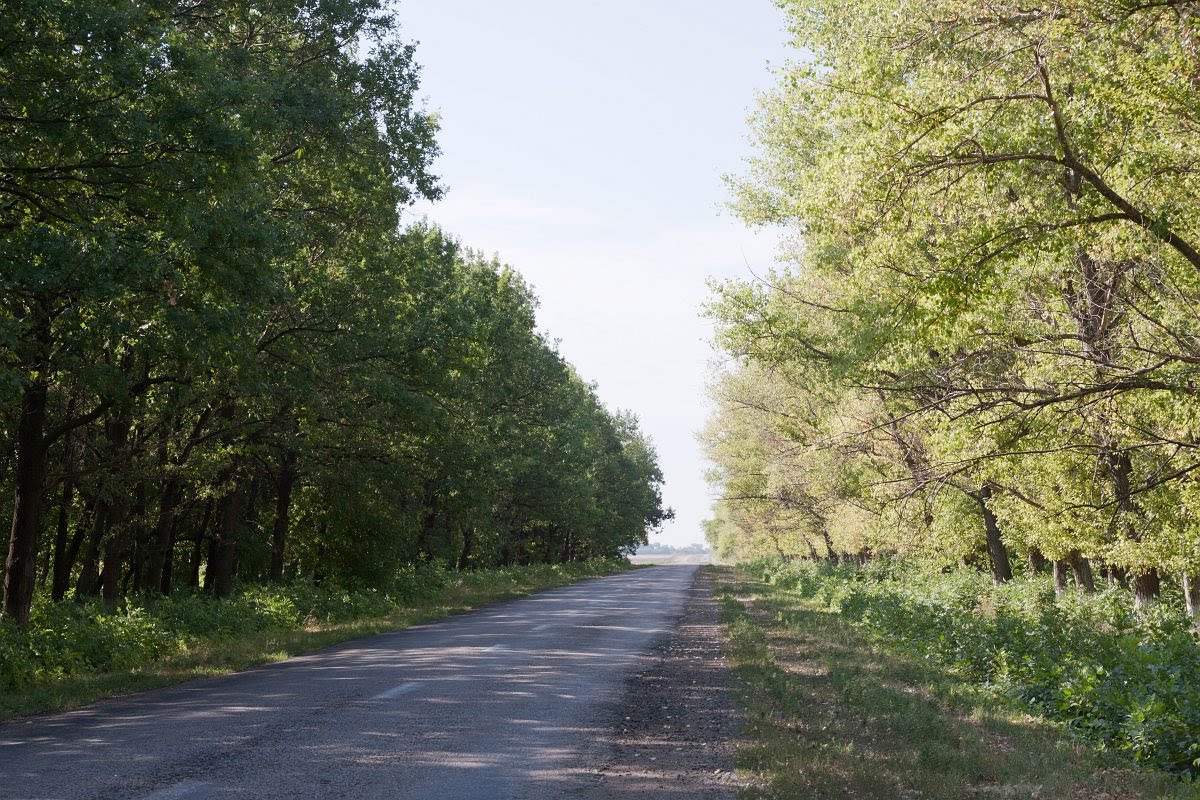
704, 0, 1200, 615
636, 542, 709, 555
1, 0, 668, 628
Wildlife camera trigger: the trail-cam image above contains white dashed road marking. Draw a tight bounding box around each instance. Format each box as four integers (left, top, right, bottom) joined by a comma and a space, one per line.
372, 681, 424, 700
142, 781, 215, 800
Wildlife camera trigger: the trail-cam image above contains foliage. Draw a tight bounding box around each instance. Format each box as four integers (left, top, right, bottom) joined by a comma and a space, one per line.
746, 558, 1200, 775
0, 0, 668, 627
704, 0, 1200, 605
706, 2, 1200, 775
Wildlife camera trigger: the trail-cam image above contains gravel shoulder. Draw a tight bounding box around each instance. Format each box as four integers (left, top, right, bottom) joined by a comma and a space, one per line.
575, 566, 746, 799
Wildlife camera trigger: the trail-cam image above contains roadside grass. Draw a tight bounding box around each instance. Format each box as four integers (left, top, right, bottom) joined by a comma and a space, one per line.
712, 566, 1197, 800
0, 559, 630, 722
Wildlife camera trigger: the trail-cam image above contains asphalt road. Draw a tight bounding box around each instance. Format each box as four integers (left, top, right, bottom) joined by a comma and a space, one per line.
627, 553, 713, 565
0, 565, 700, 800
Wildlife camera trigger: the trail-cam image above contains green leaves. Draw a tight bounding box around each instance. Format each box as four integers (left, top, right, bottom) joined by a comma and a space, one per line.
1, 1, 665, 626
707, 0, 1200, 590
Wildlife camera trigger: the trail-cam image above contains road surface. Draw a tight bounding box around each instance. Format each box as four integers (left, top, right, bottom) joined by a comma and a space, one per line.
0, 565, 711, 800
627, 553, 713, 565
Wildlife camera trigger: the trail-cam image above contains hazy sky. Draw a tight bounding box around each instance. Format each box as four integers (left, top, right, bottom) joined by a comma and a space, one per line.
399, 2, 792, 546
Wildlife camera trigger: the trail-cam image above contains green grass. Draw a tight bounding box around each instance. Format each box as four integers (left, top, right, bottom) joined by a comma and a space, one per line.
0, 559, 630, 722
712, 565, 1197, 800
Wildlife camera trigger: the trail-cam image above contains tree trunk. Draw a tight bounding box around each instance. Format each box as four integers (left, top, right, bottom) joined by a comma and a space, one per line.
1053, 560, 1069, 598
146, 477, 182, 595
767, 532, 787, 561
188, 500, 212, 590
561, 527, 573, 563
128, 481, 147, 595
159, 521, 177, 595
313, 521, 329, 586
3, 381, 49, 626
93, 415, 133, 611
1100, 449, 1157, 605
208, 470, 243, 599
805, 539, 820, 561
977, 484, 1012, 584
51, 478, 75, 601
416, 500, 438, 563
57, 490, 96, 601
270, 450, 297, 583
100, 525, 122, 614
1105, 448, 1145, 557
1108, 565, 1130, 589
1132, 568, 1160, 608
98, 494, 132, 613
75, 501, 110, 598
457, 527, 474, 571
1026, 547, 1047, 576
237, 476, 260, 581
820, 529, 836, 560
37, 542, 51, 588
1067, 550, 1095, 594
1184, 573, 1200, 626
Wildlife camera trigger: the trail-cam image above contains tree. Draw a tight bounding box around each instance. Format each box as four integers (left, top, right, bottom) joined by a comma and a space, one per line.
708, 0, 1200, 609
1, 0, 438, 623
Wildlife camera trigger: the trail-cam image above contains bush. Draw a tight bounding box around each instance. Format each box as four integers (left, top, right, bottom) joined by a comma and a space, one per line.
746, 558, 1200, 775
0, 599, 175, 689
0, 584, 410, 690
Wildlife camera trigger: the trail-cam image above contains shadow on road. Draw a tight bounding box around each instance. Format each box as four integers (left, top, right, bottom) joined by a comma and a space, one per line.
0, 566, 736, 800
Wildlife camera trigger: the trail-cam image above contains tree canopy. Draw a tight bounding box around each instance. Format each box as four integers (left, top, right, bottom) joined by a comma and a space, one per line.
705, 0, 1200, 613
1, 0, 669, 627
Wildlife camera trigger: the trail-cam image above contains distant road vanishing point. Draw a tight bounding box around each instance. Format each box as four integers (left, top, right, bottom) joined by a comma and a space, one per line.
0, 566, 719, 800
627, 552, 714, 566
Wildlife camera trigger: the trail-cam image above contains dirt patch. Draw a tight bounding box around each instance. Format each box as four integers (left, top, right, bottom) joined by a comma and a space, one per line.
574, 567, 746, 799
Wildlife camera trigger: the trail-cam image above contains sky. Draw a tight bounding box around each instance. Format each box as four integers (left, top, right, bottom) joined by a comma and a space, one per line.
397, 1, 793, 547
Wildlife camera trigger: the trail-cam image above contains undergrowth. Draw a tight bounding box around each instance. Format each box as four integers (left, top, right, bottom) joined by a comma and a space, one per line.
744, 558, 1200, 778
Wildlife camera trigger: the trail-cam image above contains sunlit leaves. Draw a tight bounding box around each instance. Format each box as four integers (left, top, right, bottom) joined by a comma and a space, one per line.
707, 0, 1200, 583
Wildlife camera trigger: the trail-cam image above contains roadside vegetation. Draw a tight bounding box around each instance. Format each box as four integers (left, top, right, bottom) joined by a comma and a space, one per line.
703, 0, 1200, 789
0, 557, 629, 720
707, 0, 1200, 614
747, 559, 1200, 775
716, 564, 1197, 799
